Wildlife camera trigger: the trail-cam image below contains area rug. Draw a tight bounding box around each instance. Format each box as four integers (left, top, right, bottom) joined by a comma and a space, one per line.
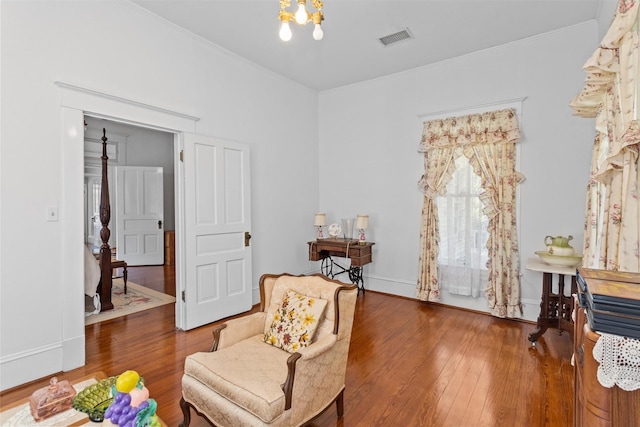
85, 280, 175, 325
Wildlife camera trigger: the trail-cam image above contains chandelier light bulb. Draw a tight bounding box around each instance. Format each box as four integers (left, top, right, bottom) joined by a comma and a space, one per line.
279, 21, 292, 41
278, 0, 324, 41
313, 23, 323, 40
295, 2, 308, 25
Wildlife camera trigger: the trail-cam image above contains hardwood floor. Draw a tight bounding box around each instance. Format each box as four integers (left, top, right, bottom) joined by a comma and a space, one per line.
1, 268, 574, 427
124, 265, 177, 297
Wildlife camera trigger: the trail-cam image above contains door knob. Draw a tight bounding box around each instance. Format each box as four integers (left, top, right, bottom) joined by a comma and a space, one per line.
158, 220, 163, 229
245, 231, 252, 247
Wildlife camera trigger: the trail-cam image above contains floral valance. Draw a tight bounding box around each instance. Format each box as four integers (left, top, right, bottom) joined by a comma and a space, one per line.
570, 0, 640, 182
570, 0, 639, 119
418, 108, 520, 152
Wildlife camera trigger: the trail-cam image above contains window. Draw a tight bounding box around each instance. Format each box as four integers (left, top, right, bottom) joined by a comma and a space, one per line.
436, 154, 488, 297
417, 105, 523, 317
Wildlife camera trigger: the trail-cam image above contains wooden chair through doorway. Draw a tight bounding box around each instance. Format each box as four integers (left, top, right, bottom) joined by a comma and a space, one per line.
111, 259, 128, 294
92, 247, 128, 294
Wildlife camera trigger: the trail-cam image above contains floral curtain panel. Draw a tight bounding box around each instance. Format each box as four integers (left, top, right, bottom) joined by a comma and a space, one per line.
417, 146, 456, 302
571, 0, 640, 272
417, 108, 524, 317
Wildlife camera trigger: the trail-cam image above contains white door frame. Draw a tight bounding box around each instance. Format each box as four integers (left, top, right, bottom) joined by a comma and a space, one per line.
58, 82, 199, 370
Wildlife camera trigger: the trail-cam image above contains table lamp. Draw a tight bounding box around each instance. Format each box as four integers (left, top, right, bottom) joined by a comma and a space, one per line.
314, 213, 326, 239
356, 214, 369, 245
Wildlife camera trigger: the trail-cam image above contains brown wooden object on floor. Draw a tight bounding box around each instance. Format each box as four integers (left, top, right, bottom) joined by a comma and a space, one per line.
97, 128, 113, 312
526, 258, 577, 346
308, 238, 373, 266
164, 230, 175, 266
111, 259, 128, 293
308, 238, 374, 294
573, 274, 640, 426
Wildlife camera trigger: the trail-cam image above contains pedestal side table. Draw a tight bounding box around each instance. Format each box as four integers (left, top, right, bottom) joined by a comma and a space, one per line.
526, 257, 578, 346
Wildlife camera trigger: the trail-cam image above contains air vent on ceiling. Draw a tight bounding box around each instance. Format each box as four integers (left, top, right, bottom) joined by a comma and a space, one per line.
378, 28, 413, 47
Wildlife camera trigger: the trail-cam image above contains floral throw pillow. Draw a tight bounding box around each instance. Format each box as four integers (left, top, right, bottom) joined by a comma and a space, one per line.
263, 289, 328, 353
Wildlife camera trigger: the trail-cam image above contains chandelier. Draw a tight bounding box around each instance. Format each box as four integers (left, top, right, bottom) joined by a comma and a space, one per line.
278, 0, 324, 41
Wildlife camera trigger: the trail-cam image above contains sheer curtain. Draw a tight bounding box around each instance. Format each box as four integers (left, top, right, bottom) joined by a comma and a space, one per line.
417, 108, 524, 318
436, 154, 488, 297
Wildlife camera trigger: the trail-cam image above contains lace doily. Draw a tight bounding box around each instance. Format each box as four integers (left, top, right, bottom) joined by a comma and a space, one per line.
0, 378, 97, 426
593, 332, 640, 391
2, 405, 80, 426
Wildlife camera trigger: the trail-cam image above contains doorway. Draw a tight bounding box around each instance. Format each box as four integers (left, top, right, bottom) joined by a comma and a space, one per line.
58, 84, 198, 374
83, 116, 177, 298
83, 117, 174, 266
59, 81, 252, 372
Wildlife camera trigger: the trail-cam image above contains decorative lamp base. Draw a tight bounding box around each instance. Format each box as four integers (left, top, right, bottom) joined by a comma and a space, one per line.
358, 229, 366, 245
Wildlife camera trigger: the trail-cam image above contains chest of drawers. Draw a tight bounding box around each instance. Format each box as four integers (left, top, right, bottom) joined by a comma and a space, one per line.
573, 302, 640, 426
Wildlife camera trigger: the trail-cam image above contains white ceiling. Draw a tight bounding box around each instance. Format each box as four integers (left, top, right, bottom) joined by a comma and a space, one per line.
129, 0, 608, 92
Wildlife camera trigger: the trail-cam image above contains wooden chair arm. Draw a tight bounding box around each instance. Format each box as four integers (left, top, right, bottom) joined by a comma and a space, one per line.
281, 353, 302, 410
210, 324, 227, 352
279, 333, 338, 410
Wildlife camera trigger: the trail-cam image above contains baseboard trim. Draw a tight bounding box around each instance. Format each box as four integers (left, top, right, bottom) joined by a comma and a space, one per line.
0, 344, 63, 391
301, 267, 540, 322
62, 335, 85, 372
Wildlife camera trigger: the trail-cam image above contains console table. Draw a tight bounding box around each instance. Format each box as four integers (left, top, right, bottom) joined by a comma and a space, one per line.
308, 238, 374, 295
526, 257, 577, 346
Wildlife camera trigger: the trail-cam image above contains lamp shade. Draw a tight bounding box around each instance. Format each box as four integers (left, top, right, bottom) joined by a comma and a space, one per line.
356, 214, 369, 230
314, 213, 326, 226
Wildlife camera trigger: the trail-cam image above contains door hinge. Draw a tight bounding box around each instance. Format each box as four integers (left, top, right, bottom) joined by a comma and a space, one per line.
180, 150, 184, 162
182, 290, 186, 302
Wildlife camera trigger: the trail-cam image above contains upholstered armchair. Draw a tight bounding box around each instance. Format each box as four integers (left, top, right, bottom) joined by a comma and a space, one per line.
179, 273, 358, 427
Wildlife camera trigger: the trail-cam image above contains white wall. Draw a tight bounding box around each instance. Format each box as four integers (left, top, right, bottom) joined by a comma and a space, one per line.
0, 0, 318, 390
597, 0, 619, 40
317, 22, 600, 320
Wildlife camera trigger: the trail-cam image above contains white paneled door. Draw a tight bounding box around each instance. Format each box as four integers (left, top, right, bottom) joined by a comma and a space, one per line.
183, 133, 252, 330
115, 166, 165, 265
86, 175, 101, 246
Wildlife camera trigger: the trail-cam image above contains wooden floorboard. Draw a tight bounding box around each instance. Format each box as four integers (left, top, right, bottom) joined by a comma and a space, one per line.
0, 266, 574, 427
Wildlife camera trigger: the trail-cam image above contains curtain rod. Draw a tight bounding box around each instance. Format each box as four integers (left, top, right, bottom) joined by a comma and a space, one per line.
417, 96, 527, 121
